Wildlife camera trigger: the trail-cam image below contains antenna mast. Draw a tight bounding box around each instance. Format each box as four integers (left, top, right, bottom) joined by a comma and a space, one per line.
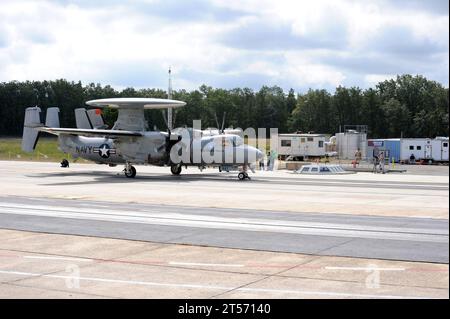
167, 67, 173, 130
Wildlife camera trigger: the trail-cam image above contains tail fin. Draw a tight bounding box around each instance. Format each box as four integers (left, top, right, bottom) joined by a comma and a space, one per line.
86, 109, 106, 129
75, 108, 106, 129
45, 107, 60, 128
22, 107, 43, 152
75, 108, 92, 129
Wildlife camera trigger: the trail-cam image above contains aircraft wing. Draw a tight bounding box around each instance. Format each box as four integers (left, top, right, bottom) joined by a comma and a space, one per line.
38, 127, 143, 137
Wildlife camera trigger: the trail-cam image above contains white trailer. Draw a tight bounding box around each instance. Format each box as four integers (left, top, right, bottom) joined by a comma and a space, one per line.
432, 137, 449, 162
277, 133, 327, 160
400, 137, 449, 162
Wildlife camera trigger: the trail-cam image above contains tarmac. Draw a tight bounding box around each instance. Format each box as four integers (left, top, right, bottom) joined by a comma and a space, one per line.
0, 160, 448, 298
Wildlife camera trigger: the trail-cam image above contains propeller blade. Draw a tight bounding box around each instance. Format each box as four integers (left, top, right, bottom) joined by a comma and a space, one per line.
221, 112, 226, 133
214, 112, 220, 131
161, 109, 171, 134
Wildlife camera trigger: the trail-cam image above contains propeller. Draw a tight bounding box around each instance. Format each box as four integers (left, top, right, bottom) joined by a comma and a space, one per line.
221, 112, 226, 134
214, 112, 227, 134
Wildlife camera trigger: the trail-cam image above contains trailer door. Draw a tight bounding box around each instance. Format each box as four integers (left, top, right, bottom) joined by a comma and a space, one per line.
425, 142, 432, 159
442, 141, 449, 161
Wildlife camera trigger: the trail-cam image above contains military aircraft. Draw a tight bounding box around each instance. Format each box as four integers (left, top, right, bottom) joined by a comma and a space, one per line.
22, 98, 263, 180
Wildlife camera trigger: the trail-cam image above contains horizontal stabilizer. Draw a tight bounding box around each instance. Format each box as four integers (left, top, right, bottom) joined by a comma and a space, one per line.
39, 127, 143, 138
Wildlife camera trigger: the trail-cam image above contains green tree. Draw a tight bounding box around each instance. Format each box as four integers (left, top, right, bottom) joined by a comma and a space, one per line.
288, 89, 333, 134
382, 98, 411, 137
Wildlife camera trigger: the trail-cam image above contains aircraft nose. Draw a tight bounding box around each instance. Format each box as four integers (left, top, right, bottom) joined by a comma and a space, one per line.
256, 149, 263, 161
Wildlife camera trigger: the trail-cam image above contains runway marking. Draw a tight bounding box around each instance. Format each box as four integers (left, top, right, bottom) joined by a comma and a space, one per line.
169, 262, 244, 268
0, 270, 433, 299
282, 179, 449, 189
1, 251, 445, 272
325, 266, 405, 272
0, 203, 447, 243
23, 255, 93, 262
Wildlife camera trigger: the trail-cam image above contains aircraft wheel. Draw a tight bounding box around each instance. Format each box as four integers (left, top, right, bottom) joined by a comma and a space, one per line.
125, 165, 136, 178
60, 159, 69, 168
171, 165, 182, 175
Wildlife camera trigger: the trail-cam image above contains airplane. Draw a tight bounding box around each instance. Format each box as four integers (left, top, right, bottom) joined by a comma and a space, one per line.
22, 97, 263, 180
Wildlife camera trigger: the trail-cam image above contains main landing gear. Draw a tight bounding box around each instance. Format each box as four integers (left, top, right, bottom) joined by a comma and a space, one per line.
170, 164, 182, 175
124, 163, 136, 178
60, 159, 69, 168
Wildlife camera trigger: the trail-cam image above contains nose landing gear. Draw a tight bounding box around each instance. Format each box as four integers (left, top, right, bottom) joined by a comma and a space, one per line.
170, 164, 182, 175
238, 172, 250, 180
238, 164, 251, 180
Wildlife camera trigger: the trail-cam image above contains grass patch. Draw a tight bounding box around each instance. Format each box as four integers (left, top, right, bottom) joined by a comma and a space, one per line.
0, 137, 85, 162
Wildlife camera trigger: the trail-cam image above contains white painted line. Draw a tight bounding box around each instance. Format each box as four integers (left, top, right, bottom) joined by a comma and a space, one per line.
0, 270, 432, 299
23, 255, 93, 262
0, 203, 447, 243
325, 266, 405, 271
169, 262, 244, 268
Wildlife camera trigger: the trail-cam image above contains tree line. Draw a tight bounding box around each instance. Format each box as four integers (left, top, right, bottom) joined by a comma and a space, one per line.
0, 74, 448, 138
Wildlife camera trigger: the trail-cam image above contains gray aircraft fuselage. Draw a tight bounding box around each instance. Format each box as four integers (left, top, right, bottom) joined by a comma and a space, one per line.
58, 132, 167, 165
58, 132, 262, 168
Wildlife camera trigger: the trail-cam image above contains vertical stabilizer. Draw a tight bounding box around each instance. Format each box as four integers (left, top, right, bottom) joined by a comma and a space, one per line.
45, 107, 60, 128
22, 107, 42, 152
75, 108, 92, 129
86, 109, 106, 129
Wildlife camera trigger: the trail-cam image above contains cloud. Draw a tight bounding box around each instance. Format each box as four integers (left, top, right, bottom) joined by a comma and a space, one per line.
136, 0, 245, 22
0, 0, 448, 92
0, 25, 10, 48
386, 0, 449, 15
219, 17, 347, 51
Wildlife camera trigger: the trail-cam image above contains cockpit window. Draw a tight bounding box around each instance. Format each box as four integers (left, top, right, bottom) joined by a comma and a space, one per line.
232, 136, 243, 147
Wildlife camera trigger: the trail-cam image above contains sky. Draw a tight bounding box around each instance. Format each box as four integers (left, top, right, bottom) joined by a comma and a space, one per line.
0, 0, 448, 92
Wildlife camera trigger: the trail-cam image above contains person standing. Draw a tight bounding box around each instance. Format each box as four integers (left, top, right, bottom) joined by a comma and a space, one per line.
355, 148, 362, 163
269, 150, 277, 171
379, 151, 385, 174
354, 148, 362, 168
372, 147, 379, 173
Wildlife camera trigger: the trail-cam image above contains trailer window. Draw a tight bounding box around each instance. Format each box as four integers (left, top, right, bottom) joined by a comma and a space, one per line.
307, 137, 314, 142
318, 141, 324, 148
417, 146, 422, 150
409, 145, 414, 150
443, 143, 448, 148
281, 140, 291, 147
300, 138, 306, 143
